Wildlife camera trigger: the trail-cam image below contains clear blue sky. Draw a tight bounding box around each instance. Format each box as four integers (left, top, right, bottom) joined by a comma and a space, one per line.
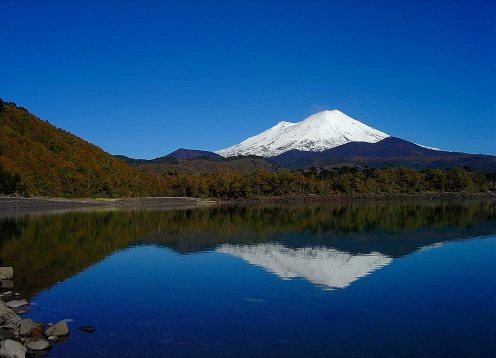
1, 0, 495, 158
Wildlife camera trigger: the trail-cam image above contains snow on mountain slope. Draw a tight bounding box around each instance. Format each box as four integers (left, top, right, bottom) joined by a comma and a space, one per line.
216, 110, 389, 157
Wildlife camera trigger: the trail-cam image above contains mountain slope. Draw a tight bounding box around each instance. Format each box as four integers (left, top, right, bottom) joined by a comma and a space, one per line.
126, 152, 279, 175
273, 137, 496, 171
166, 148, 223, 160
0, 100, 165, 197
216, 110, 389, 157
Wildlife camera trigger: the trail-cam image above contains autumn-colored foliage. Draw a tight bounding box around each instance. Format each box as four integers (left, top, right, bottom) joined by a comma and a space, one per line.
0, 100, 167, 197
149, 166, 495, 199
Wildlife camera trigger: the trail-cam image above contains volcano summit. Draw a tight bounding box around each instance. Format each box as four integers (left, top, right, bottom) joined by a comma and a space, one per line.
216, 110, 390, 157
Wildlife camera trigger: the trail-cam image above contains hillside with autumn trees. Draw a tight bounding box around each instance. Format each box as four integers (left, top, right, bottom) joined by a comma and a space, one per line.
1, 99, 495, 199
0, 99, 167, 197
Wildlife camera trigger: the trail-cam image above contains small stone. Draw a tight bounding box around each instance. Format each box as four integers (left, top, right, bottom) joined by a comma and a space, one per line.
47, 335, 57, 342
30, 327, 44, 338
45, 320, 69, 337
5, 299, 28, 309
0, 267, 13, 280
78, 325, 96, 333
0, 291, 12, 299
0, 339, 27, 358
1, 312, 21, 327
19, 318, 36, 337
16, 310, 29, 315
0, 302, 20, 332
14, 293, 20, 297
25, 338, 51, 351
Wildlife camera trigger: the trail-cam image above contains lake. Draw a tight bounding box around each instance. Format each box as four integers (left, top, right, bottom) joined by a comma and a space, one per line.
1, 200, 495, 357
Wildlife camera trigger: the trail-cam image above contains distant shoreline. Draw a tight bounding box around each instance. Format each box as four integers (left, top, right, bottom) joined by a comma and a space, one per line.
0, 192, 494, 216
0, 197, 217, 216
223, 191, 496, 204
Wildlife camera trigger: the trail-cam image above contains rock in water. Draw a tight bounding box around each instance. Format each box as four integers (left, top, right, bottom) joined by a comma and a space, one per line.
0, 267, 13, 279
45, 320, 69, 337
5, 300, 28, 309
78, 325, 96, 333
30, 327, 44, 338
19, 318, 36, 337
0, 339, 27, 358
25, 338, 51, 351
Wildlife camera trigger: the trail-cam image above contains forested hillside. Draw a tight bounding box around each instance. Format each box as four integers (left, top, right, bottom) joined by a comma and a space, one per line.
1, 99, 494, 199
0, 99, 166, 197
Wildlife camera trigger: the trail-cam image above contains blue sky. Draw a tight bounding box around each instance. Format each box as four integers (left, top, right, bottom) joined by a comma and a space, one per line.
1, 0, 495, 158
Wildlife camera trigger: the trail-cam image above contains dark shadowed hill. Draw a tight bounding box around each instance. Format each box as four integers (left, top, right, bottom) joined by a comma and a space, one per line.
0, 99, 166, 197
166, 148, 223, 160
272, 137, 496, 171
130, 154, 280, 175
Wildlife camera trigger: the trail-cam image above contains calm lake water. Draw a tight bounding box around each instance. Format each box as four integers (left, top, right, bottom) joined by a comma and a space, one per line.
1, 201, 495, 357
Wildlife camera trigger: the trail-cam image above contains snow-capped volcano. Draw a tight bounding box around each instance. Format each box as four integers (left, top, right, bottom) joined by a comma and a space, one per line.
216, 110, 389, 157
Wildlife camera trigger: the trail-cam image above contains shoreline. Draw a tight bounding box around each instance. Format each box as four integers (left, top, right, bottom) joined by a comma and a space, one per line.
0, 197, 217, 217
0, 192, 494, 216
221, 191, 496, 204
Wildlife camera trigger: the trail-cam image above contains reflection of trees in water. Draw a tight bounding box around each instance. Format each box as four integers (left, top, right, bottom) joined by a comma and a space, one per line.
0, 200, 495, 297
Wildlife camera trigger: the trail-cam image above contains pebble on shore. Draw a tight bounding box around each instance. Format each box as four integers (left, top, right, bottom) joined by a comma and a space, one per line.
5, 299, 29, 309
45, 321, 69, 337
0, 266, 71, 357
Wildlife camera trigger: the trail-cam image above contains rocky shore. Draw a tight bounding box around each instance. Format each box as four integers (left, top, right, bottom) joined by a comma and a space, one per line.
0, 267, 76, 357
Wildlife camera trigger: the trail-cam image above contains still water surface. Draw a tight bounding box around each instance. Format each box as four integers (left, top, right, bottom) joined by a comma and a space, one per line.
1, 201, 495, 357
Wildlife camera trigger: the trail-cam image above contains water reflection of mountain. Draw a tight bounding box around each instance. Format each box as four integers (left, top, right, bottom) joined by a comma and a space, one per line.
218, 243, 392, 289
0, 200, 495, 296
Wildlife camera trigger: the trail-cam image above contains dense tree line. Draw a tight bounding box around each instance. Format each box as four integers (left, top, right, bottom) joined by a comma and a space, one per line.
161, 167, 495, 199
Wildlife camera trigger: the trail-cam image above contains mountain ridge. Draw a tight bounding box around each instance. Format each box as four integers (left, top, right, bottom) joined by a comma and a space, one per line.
211, 109, 495, 172
216, 110, 389, 157
167, 148, 223, 160
272, 137, 496, 171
